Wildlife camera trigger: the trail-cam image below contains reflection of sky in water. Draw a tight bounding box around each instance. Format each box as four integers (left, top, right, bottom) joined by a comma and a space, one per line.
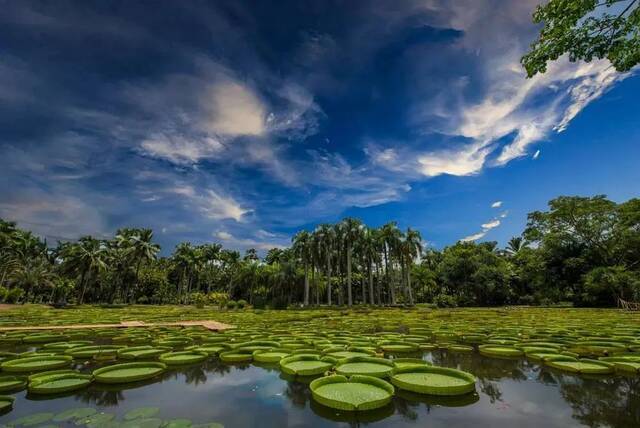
1, 353, 638, 428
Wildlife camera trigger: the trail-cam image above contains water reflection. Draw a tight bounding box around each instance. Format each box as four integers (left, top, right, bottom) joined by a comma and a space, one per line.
0, 350, 637, 428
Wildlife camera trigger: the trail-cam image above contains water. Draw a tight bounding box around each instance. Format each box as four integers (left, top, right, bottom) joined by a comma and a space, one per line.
1, 349, 638, 428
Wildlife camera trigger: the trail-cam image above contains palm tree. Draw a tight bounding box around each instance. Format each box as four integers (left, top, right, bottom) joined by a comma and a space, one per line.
506, 236, 526, 255
11, 259, 57, 302
399, 228, 422, 306
118, 229, 160, 303
292, 230, 312, 306
381, 222, 401, 304
315, 224, 335, 305
60, 237, 107, 304
341, 217, 363, 306
361, 227, 380, 305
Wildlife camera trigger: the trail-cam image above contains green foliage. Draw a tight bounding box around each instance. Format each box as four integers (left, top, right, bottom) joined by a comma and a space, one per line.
433, 294, 458, 308
522, 0, 640, 77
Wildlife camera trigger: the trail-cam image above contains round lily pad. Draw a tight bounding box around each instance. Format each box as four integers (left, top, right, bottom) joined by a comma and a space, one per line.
52, 407, 97, 422
82, 411, 116, 428
121, 417, 163, 428
163, 418, 193, 428
378, 341, 420, 353
310, 374, 394, 411
391, 365, 476, 396
478, 345, 524, 358
600, 356, 640, 373
0, 395, 15, 413
392, 358, 431, 371
335, 357, 395, 378
545, 356, 614, 374
28, 371, 93, 394
159, 351, 208, 366
93, 362, 167, 384
252, 349, 291, 363
65, 345, 122, 359
219, 350, 253, 363
0, 375, 27, 393
9, 411, 54, 426
280, 355, 335, 376
118, 346, 170, 360
1, 355, 73, 373
124, 406, 160, 420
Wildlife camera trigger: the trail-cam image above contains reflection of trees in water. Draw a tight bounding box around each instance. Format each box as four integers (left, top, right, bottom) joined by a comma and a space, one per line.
76, 388, 124, 406
430, 350, 528, 382
284, 380, 311, 408
552, 372, 640, 428
392, 396, 420, 421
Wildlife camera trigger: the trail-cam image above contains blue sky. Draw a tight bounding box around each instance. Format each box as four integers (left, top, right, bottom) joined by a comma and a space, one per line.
1, 1, 638, 254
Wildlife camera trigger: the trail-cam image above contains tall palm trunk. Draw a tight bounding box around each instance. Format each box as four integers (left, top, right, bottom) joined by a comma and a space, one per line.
326, 254, 332, 306
384, 246, 395, 304
368, 258, 375, 305
406, 262, 414, 305
303, 262, 309, 306
346, 244, 353, 306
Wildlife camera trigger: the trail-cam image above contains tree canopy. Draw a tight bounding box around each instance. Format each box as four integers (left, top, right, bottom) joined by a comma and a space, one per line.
522, 0, 640, 77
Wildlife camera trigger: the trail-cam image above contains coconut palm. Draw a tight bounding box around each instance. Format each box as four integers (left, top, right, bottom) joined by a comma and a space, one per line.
506, 236, 526, 255
381, 222, 401, 304
117, 228, 160, 303
59, 237, 107, 304
315, 224, 335, 305
341, 217, 363, 306
399, 228, 422, 306
292, 230, 312, 306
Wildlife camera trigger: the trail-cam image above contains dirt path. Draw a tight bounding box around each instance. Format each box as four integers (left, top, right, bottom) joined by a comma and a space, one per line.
0, 320, 233, 332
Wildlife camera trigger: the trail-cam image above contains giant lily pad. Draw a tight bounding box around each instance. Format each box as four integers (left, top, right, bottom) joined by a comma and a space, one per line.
0, 395, 14, 413
52, 407, 97, 422
391, 365, 476, 396
1, 355, 73, 373
600, 355, 640, 373
310, 374, 394, 411
28, 371, 93, 394
253, 348, 291, 363
335, 356, 395, 378
478, 345, 524, 358
280, 355, 335, 376
545, 356, 614, 374
0, 375, 26, 393
65, 345, 122, 359
118, 346, 170, 360
159, 351, 208, 366
93, 362, 167, 383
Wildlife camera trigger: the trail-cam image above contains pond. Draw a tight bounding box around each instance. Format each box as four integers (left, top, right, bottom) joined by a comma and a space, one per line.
1, 348, 637, 428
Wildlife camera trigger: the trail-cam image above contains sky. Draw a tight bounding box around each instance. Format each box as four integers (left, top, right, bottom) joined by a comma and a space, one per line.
1, 0, 638, 254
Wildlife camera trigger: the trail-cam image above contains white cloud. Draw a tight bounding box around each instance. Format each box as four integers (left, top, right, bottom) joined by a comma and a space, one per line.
481, 219, 500, 230
461, 231, 487, 242
206, 81, 266, 137
491, 201, 502, 208
213, 230, 286, 251
418, 143, 490, 177
533, 149, 540, 159
140, 133, 225, 165
168, 185, 251, 222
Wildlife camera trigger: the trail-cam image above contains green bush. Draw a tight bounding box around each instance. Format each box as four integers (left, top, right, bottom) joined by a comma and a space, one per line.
236, 299, 248, 309
3, 288, 23, 304
226, 300, 237, 309
433, 293, 457, 308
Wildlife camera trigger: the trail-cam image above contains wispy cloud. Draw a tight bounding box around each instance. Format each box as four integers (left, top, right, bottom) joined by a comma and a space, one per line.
461, 209, 507, 242
168, 185, 251, 222
491, 201, 502, 208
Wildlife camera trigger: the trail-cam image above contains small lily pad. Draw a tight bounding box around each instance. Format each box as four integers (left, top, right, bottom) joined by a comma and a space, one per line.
9, 412, 55, 426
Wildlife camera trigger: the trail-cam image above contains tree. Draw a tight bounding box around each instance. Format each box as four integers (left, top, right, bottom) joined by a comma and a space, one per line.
341, 218, 363, 306
59, 237, 107, 304
292, 231, 312, 306
522, 0, 640, 77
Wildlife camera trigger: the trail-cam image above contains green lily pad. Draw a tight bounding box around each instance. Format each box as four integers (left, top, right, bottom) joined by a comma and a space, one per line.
163, 418, 193, 428
52, 407, 97, 422
335, 357, 395, 378
8, 412, 55, 426
29, 371, 93, 394
121, 417, 163, 428
219, 350, 253, 363
0, 375, 27, 393
118, 346, 170, 360
310, 374, 394, 411
159, 351, 208, 366
1, 355, 73, 373
545, 356, 614, 374
93, 362, 167, 384
392, 358, 431, 371
124, 407, 161, 420
391, 365, 476, 396
0, 395, 15, 413
280, 355, 335, 376
478, 345, 524, 358
252, 349, 291, 363
81, 412, 116, 428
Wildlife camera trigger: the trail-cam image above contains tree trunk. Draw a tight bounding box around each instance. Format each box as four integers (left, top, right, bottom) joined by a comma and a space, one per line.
368, 258, 375, 305
78, 269, 87, 304
326, 254, 332, 306
384, 247, 395, 304
303, 262, 309, 306
347, 244, 353, 306
406, 262, 414, 305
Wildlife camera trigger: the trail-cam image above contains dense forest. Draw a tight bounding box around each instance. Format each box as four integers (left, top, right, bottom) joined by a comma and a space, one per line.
1, 195, 639, 309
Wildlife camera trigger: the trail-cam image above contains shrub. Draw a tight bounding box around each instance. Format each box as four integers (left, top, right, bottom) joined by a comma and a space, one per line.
236, 299, 248, 309
226, 300, 237, 309
434, 293, 457, 308
190, 292, 206, 308
206, 292, 229, 308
